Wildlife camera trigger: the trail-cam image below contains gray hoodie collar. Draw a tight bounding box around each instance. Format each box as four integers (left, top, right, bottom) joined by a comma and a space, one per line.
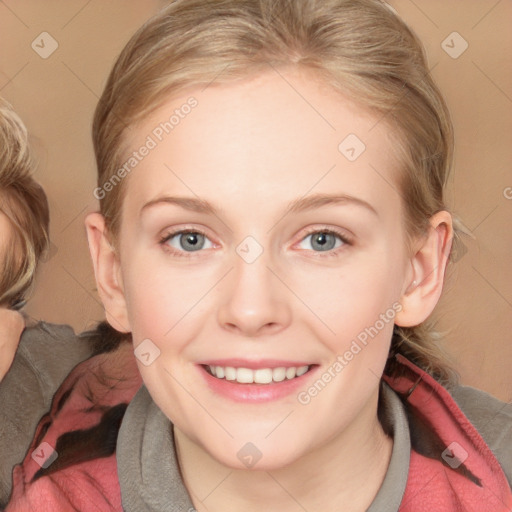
117, 382, 410, 511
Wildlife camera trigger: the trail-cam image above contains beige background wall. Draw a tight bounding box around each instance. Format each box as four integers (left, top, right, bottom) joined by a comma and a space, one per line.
1, 1, 511, 400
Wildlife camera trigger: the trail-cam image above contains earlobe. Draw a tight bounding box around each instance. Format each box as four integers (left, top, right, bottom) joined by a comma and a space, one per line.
395, 211, 453, 328
84, 212, 131, 333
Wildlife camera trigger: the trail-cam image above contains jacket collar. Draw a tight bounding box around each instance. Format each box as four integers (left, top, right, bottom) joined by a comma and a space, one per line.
383, 354, 512, 511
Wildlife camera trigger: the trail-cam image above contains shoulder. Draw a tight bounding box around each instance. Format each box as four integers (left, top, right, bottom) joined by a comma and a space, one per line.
6, 342, 142, 511
19, 320, 85, 353
14, 320, 94, 398
449, 384, 512, 431
0, 321, 94, 507
383, 355, 512, 506
449, 384, 512, 484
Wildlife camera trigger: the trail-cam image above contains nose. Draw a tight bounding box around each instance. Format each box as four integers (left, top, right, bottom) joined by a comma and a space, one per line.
216, 251, 292, 338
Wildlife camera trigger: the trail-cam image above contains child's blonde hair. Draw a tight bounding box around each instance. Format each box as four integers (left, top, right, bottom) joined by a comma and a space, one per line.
0, 98, 49, 308
93, 0, 463, 383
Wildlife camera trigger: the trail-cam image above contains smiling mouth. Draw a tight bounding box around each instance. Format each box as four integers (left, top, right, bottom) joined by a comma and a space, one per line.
202, 364, 314, 384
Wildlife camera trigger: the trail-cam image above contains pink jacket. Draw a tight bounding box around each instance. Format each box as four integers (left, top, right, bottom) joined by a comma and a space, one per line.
383, 355, 512, 511
5, 346, 512, 511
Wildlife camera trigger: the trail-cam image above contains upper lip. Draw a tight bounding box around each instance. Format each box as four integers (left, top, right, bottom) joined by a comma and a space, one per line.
198, 359, 315, 370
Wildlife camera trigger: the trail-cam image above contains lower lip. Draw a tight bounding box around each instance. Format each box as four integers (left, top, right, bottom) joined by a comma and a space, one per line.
198, 365, 318, 403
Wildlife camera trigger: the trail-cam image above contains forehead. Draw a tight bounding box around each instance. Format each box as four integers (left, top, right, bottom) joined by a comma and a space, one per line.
120, 67, 402, 220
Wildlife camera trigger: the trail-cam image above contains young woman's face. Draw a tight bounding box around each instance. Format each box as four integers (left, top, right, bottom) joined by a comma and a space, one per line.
115, 67, 413, 469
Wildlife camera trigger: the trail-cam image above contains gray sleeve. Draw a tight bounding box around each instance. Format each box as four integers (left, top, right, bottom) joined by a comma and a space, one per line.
0, 321, 93, 507
450, 384, 512, 487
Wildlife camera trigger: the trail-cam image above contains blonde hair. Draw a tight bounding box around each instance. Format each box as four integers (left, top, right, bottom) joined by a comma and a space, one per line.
0, 98, 49, 307
93, 0, 463, 383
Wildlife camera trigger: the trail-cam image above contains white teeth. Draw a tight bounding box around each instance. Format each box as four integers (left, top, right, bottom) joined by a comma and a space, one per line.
236, 368, 254, 383
272, 367, 286, 382
285, 367, 296, 379
207, 365, 310, 384
254, 368, 273, 384
225, 367, 237, 381
296, 365, 308, 377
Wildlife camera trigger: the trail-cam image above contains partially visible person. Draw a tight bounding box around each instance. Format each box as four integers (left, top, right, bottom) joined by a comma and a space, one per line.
0, 95, 49, 382
0, 97, 95, 506
0, 310, 24, 384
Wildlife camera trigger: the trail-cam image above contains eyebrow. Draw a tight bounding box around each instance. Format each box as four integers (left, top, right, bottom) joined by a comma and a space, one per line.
141, 193, 378, 217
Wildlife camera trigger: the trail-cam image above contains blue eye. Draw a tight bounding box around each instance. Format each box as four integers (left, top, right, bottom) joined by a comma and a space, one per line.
160, 229, 214, 255
297, 229, 350, 255
159, 227, 352, 259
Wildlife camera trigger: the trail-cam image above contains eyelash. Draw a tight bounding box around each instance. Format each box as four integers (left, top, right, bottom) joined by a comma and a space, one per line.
296, 226, 353, 258
159, 228, 211, 259
158, 226, 353, 259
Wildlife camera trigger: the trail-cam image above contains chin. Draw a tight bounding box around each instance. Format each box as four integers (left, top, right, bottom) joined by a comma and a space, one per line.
203, 438, 306, 472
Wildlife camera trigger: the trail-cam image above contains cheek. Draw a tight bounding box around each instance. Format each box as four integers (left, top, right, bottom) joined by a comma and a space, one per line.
290, 246, 404, 349
122, 254, 215, 343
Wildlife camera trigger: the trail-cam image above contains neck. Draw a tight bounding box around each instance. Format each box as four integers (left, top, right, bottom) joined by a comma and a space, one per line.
174, 388, 393, 512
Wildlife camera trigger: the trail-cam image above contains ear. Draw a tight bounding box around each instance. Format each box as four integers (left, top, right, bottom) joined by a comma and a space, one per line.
395, 211, 453, 328
85, 212, 131, 333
